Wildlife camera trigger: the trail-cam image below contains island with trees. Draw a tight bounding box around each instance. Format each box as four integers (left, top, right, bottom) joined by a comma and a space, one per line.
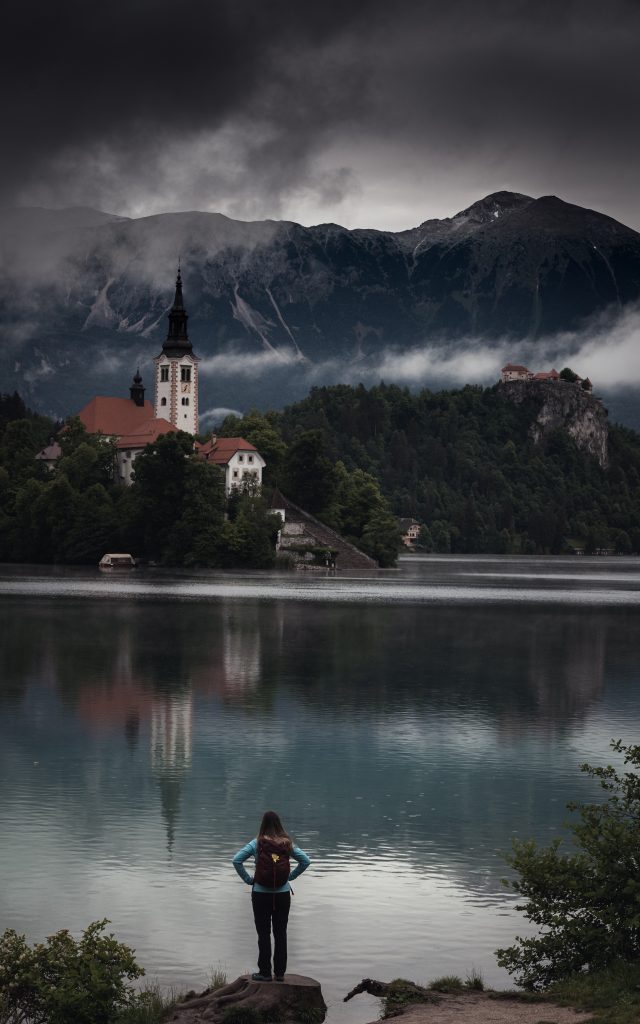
2, 373, 640, 568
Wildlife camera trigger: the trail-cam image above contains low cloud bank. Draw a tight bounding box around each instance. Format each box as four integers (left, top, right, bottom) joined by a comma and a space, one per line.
198, 349, 303, 378
198, 304, 640, 394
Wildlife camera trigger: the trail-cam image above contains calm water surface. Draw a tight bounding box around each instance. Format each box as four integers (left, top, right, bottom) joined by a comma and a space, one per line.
1, 555, 639, 1022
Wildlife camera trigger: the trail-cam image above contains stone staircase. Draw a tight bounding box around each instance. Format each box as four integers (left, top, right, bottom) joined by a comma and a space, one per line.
269, 491, 378, 570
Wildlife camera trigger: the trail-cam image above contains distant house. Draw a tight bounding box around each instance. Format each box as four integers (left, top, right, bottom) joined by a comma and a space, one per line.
72, 377, 183, 485
197, 436, 266, 495
397, 517, 421, 547
115, 417, 179, 484
532, 368, 560, 382
501, 363, 531, 382
35, 439, 62, 471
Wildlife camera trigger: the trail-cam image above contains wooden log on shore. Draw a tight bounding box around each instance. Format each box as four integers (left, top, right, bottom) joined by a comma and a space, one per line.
171, 973, 326, 1024
343, 978, 440, 1015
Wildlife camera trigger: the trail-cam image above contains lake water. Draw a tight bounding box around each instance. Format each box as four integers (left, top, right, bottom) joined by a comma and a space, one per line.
1, 555, 639, 1022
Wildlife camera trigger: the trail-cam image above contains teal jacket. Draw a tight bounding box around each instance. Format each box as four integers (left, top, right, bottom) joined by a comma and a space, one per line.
232, 838, 311, 893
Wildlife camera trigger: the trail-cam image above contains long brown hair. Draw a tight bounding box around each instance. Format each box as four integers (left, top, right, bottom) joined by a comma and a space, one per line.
259, 810, 292, 850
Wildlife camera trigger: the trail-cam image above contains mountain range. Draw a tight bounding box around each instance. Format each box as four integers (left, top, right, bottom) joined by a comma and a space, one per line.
1, 191, 640, 426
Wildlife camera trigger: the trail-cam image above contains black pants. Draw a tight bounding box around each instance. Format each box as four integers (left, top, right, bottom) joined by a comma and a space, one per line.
251, 891, 291, 977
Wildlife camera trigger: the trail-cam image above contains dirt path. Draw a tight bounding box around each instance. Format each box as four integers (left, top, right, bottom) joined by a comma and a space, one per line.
366, 991, 595, 1024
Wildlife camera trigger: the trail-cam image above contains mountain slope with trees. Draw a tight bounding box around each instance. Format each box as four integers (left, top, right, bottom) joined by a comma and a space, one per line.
221, 383, 640, 555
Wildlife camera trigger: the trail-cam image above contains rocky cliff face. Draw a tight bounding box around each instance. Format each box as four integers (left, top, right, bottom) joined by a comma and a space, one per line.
498, 380, 609, 468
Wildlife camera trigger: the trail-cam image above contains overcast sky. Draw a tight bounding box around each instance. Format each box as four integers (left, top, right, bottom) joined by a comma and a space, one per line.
5, 0, 640, 231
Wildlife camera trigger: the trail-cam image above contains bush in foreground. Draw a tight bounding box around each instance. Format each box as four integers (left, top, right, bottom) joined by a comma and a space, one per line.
496, 740, 640, 990
0, 919, 144, 1024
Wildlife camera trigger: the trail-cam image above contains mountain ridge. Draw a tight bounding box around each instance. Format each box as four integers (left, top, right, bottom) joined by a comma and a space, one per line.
1, 191, 640, 424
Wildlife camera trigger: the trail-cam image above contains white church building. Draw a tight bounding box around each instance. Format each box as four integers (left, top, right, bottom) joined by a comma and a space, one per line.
153, 268, 200, 435
45, 269, 265, 490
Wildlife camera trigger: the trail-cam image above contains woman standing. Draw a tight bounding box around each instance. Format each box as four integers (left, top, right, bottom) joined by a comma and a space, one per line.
232, 811, 311, 982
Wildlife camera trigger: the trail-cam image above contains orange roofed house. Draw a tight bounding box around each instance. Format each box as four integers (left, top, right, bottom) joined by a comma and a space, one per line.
501, 364, 562, 383
75, 370, 180, 485
197, 436, 266, 495
501, 363, 532, 381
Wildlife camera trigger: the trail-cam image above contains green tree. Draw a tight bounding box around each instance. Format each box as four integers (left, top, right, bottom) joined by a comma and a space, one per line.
0, 419, 51, 485
559, 367, 579, 383
359, 508, 402, 567
220, 492, 281, 568
130, 433, 227, 565
0, 919, 144, 1024
58, 418, 115, 487
162, 457, 226, 567
129, 432, 196, 561
496, 740, 640, 990
284, 430, 338, 514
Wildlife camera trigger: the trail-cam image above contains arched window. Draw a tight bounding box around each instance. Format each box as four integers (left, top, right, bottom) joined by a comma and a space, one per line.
160, 397, 167, 406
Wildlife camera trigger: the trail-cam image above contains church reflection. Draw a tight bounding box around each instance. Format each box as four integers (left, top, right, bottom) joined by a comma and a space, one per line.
2, 591, 635, 857
151, 693, 192, 852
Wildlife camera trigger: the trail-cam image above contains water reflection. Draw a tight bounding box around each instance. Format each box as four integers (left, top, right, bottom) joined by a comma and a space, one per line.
1, 560, 639, 1016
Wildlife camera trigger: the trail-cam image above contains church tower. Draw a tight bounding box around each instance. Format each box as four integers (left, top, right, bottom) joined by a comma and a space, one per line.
154, 269, 199, 434
129, 368, 145, 407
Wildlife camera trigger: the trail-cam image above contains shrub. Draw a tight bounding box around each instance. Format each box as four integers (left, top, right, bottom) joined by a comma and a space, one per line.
464, 968, 484, 991
0, 919, 144, 1024
496, 740, 640, 990
427, 976, 464, 993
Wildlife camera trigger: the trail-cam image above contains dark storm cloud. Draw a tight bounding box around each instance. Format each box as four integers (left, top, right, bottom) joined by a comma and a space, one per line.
5, 0, 640, 225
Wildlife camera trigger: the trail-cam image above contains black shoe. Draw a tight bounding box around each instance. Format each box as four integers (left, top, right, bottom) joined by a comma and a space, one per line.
252, 972, 272, 982
275, 975, 285, 982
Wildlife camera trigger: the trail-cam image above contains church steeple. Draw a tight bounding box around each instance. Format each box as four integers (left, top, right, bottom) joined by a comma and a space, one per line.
129, 367, 145, 407
154, 266, 199, 435
162, 268, 193, 356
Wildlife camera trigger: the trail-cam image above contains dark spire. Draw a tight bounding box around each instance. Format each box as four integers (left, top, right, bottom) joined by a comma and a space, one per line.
129, 367, 145, 407
162, 266, 192, 356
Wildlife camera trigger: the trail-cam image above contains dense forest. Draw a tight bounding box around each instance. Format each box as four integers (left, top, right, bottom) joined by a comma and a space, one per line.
219, 382, 640, 555
0, 391, 399, 567
0, 394, 281, 568
2, 380, 640, 566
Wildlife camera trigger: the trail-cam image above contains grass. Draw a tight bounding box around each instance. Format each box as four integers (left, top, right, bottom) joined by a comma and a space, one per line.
208, 964, 229, 991
116, 981, 186, 1023
545, 962, 640, 1024
381, 978, 439, 1016
427, 975, 465, 993
464, 967, 485, 991
380, 970, 486, 1017
377, 963, 640, 1024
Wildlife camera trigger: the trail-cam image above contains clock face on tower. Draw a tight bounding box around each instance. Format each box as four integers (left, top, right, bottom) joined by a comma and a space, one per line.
181, 383, 190, 393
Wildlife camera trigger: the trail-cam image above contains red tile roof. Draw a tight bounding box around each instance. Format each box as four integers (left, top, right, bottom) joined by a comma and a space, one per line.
77, 397, 155, 435
199, 436, 258, 466
533, 369, 560, 380
502, 363, 530, 373
116, 418, 179, 449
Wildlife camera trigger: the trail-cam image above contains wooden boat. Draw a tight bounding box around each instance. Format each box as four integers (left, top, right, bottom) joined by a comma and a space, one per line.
98, 553, 136, 569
